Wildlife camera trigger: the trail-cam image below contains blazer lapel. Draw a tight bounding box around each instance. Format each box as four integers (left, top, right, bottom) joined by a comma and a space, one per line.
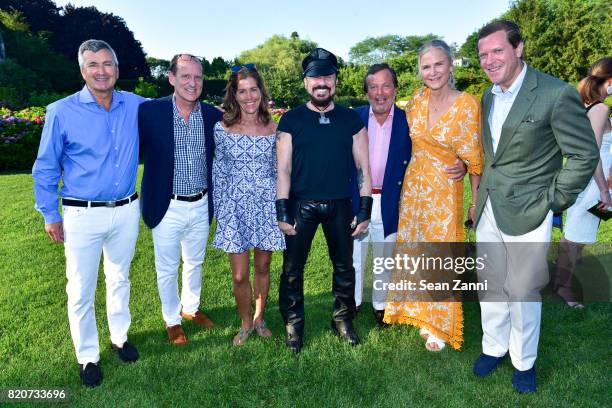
382, 105, 403, 185
162, 96, 175, 160
481, 89, 494, 158
359, 105, 370, 129
493, 67, 537, 160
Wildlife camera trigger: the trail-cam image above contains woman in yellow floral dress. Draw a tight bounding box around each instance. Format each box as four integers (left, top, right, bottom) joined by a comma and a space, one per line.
384, 39, 483, 351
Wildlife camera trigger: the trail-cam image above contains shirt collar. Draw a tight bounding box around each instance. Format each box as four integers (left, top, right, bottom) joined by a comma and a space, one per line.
491, 62, 528, 97
368, 104, 395, 121
78, 85, 123, 109
172, 94, 201, 115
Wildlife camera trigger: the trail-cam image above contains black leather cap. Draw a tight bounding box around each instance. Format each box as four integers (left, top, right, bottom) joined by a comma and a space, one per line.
302, 48, 338, 77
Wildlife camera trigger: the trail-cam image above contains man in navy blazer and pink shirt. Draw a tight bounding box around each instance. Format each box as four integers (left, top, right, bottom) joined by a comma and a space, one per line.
139, 54, 222, 345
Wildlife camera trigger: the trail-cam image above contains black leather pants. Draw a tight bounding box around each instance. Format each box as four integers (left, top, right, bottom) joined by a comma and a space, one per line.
279, 198, 356, 335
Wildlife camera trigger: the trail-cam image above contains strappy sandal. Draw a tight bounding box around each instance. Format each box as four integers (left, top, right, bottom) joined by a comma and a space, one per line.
555, 288, 585, 309
424, 334, 446, 352
253, 320, 272, 338
419, 327, 431, 340
232, 327, 253, 346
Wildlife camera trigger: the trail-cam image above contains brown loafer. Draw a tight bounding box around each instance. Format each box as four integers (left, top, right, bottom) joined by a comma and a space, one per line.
166, 324, 188, 345
181, 310, 214, 329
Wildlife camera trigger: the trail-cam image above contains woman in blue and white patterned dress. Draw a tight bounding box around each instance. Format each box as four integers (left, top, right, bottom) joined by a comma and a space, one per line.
212, 64, 284, 345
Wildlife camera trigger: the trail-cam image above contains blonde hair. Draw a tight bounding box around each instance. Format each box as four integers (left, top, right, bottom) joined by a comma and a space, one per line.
418, 39, 455, 89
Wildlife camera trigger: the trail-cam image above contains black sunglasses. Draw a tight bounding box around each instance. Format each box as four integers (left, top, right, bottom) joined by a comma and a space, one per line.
231, 63, 256, 73
174, 54, 203, 63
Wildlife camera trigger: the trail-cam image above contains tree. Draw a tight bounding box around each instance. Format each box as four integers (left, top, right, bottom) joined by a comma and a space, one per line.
52, 5, 150, 80
457, 30, 479, 66
459, 0, 611, 88
237, 34, 318, 107
349, 34, 438, 65
0, 0, 61, 36
0, 9, 79, 107
336, 63, 368, 106
134, 77, 157, 98
207, 56, 230, 79
146, 56, 170, 79
506, 0, 611, 83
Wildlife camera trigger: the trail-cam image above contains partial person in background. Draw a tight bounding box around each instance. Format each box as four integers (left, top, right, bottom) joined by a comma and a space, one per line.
555, 56, 612, 309
33, 39, 144, 387
139, 54, 222, 346
384, 39, 483, 352
212, 64, 284, 346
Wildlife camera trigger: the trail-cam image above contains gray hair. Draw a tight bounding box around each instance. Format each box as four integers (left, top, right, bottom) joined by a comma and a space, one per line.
77, 39, 119, 68
417, 39, 455, 88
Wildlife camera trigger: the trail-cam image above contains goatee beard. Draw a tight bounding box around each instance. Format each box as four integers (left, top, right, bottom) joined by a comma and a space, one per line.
310, 94, 333, 108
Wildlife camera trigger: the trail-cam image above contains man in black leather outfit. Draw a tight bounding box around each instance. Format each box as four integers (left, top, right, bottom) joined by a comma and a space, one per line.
275, 48, 373, 353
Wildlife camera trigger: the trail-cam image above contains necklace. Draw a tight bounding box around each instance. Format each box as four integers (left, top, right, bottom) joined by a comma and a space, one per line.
311, 101, 332, 125
430, 92, 453, 113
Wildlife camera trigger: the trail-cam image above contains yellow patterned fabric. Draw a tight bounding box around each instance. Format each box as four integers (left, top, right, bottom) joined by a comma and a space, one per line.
384, 88, 483, 350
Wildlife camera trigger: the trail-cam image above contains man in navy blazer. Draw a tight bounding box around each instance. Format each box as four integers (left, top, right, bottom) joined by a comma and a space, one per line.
351, 63, 466, 326
139, 54, 222, 345
351, 64, 410, 326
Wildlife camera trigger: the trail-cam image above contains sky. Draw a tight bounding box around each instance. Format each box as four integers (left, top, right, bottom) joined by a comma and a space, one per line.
53, 0, 512, 61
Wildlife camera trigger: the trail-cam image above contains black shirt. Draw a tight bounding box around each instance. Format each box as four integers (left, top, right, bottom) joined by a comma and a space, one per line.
277, 104, 364, 200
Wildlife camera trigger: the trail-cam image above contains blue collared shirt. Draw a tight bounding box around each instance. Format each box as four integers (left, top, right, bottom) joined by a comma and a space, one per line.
32, 85, 146, 224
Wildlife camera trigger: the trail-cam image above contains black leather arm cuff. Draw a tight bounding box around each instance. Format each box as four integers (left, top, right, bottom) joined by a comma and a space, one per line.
356, 196, 373, 224
275, 199, 293, 224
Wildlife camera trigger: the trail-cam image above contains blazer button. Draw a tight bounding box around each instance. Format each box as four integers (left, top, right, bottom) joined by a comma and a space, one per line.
403, 160, 408, 165
398, 181, 402, 186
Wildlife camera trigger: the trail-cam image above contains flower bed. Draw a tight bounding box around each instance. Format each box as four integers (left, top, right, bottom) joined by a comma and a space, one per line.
0, 107, 45, 171
0, 105, 289, 171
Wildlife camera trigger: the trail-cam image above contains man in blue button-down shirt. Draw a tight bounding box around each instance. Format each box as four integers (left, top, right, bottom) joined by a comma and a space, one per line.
32, 39, 145, 387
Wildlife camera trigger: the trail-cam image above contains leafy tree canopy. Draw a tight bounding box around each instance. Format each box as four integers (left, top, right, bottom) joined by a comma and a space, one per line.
0, 0, 61, 35
505, 0, 611, 83
349, 34, 438, 65
237, 34, 318, 107
52, 5, 149, 79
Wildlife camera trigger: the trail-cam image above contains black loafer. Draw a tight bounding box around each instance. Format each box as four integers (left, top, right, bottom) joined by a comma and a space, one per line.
331, 320, 360, 346
285, 331, 303, 354
373, 309, 390, 328
79, 362, 102, 387
111, 341, 139, 363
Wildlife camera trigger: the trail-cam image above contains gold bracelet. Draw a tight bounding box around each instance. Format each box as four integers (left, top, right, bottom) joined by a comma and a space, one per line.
469, 203, 476, 208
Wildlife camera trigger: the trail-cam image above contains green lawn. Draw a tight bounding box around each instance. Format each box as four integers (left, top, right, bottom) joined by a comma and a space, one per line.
0, 168, 610, 407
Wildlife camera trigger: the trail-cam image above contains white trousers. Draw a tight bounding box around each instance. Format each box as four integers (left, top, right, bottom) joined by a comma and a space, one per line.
152, 197, 209, 326
63, 199, 140, 365
476, 198, 552, 370
353, 193, 397, 310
